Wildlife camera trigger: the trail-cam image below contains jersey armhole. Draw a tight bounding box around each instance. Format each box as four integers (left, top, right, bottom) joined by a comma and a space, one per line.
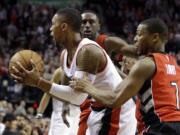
148, 55, 157, 79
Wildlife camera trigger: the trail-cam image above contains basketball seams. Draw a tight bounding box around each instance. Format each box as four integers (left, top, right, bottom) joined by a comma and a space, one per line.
18, 50, 29, 68
31, 51, 44, 73
9, 50, 44, 77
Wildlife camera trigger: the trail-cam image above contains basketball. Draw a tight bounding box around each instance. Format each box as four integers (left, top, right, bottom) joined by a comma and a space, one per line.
8, 50, 44, 77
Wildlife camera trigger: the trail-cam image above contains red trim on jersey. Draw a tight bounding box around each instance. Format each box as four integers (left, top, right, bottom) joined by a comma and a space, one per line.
108, 108, 121, 135
78, 98, 91, 135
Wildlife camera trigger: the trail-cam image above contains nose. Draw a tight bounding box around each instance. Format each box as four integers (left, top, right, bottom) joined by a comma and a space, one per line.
85, 21, 90, 28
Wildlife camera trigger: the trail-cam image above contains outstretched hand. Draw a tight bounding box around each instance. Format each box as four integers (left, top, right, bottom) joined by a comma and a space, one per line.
10, 59, 41, 87
70, 76, 94, 93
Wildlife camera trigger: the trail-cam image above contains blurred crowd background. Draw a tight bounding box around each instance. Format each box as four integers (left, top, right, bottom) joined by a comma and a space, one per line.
0, 0, 179, 134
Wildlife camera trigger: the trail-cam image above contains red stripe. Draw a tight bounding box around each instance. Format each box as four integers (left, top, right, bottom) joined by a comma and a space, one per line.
108, 108, 121, 135
77, 99, 91, 135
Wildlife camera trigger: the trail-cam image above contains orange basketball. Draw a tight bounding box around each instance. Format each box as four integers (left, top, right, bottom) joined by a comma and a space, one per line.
8, 50, 44, 77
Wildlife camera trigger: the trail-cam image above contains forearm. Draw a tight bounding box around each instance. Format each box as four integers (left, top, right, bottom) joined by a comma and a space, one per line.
37, 93, 51, 113
49, 83, 87, 105
84, 87, 116, 107
105, 36, 137, 57
37, 78, 52, 93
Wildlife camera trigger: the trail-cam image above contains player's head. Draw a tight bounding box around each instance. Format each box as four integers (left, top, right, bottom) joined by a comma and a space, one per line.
50, 8, 81, 46
134, 18, 168, 55
81, 10, 100, 40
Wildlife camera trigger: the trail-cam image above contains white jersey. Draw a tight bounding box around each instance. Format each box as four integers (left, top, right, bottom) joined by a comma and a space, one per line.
61, 38, 137, 135
49, 99, 80, 135
49, 99, 68, 135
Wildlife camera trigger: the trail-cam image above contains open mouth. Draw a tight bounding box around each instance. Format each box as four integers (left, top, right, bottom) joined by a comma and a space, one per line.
84, 30, 92, 35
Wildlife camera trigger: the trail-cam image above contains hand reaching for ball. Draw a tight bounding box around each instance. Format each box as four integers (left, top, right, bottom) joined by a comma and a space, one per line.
9, 50, 44, 87
11, 59, 41, 87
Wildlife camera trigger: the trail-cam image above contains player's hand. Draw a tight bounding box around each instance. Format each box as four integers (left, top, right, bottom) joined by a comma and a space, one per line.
10, 60, 41, 87
70, 77, 93, 93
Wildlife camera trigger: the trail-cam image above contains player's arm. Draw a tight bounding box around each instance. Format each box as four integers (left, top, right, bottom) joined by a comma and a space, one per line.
11, 45, 105, 105
71, 57, 155, 107
70, 44, 117, 104
112, 57, 155, 107
115, 66, 127, 79
104, 36, 138, 57
76, 44, 106, 74
11, 59, 88, 105
37, 67, 62, 115
45, 44, 107, 104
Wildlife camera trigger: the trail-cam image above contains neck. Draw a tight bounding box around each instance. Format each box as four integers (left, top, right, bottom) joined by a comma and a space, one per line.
152, 44, 165, 53
66, 32, 81, 61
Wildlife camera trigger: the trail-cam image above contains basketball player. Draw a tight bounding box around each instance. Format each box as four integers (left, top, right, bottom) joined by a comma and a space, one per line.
71, 18, 180, 135
37, 68, 71, 135
11, 8, 137, 135
78, 10, 137, 135
37, 70, 80, 135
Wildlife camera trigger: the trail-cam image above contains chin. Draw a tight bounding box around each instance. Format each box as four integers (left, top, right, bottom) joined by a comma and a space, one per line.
83, 34, 92, 39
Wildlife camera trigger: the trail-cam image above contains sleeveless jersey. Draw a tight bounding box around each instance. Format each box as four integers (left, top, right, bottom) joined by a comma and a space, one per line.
62, 38, 136, 135
138, 53, 180, 130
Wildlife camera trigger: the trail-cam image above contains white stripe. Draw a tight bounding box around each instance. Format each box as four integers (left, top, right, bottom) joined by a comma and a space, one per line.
141, 88, 152, 103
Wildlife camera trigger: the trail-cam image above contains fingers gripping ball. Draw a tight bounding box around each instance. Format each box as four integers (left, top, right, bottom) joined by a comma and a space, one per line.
8, 50, 44, 77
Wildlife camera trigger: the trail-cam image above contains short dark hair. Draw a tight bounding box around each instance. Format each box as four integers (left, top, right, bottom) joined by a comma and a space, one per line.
56, 8, 81, 32
141, 18, 168, 40
82, 10, 101, 24
2, 113, 16, 123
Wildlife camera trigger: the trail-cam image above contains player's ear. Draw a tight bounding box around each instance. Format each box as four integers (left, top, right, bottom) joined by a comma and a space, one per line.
61, 23, 68, 31
152, 33, 159, 43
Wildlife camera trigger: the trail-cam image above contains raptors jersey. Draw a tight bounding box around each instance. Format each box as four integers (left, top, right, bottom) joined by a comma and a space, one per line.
138, 53, 180, 130
62, 38, 136, 135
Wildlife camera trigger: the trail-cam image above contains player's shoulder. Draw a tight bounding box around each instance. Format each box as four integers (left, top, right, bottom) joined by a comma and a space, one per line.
130, 56, 156, 78
79, 42, 104, 58
138, 56, 155, 67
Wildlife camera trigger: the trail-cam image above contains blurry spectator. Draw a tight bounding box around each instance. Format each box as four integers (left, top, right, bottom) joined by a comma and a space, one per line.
14, 100, 26, 116
2, 113, 20, 135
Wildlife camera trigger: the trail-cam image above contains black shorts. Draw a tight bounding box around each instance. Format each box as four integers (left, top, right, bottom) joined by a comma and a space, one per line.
143, 122, 180, 135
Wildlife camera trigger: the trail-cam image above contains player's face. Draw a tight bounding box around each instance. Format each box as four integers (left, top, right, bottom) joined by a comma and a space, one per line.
50, 14, 65, 45
81, 12, 100, 40
134, 24, 154, 55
